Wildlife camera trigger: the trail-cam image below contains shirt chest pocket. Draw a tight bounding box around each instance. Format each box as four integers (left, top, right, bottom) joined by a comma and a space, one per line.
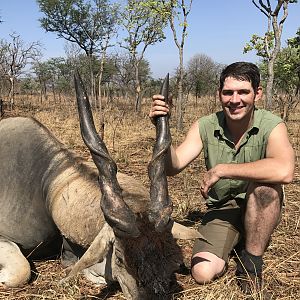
206, 142, 233, 169
243, 145, 265, 163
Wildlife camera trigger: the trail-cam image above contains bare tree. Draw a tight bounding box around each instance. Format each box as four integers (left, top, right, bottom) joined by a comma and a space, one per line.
244, 0, 297, 109
109, 52, 151, 103
0, 33, 41, 107
120, 0, 167, 113
185, 54, 222, 100
157, 0, 193, 130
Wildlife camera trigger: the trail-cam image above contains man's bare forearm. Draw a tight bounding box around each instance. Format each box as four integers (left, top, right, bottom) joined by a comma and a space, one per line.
200, 157, 295, 199
165, 145, 181, 176
215, 157, 294, 184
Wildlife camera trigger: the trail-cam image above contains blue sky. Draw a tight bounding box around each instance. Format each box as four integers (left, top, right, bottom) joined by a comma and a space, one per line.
1, 0, 299, 78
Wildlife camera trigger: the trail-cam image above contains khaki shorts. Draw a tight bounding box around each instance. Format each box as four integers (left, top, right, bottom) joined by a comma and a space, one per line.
192, 198, 245, 262
193, 186, 284, 262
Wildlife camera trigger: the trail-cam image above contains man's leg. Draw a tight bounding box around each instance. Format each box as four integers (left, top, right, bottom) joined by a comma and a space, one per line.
191, 252, 226, 283
244, 183, 283, 255
237, 183, 283, 295
191, 200, 242, 283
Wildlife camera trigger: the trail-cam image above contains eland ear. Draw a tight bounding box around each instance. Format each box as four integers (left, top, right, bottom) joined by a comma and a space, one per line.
171, 222, 208, 241
62, 223, 114, 281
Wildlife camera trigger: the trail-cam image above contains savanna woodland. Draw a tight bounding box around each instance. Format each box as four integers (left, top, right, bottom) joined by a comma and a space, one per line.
0, 0, 299, 299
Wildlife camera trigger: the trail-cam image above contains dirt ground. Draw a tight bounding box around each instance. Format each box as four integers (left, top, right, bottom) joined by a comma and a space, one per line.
0, 96, 299, 299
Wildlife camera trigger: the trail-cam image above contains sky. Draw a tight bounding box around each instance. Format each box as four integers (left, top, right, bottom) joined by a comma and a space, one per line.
0, 0, 299, 78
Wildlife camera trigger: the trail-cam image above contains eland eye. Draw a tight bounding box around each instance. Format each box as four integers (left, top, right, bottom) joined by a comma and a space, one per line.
115, 256, 123, 265
115, 249, 125, 266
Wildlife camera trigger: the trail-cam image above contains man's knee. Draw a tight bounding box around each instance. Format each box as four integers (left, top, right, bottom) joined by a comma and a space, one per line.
247, 183, 283, 208
191, 252, 226, 284
191, 261, 216, 284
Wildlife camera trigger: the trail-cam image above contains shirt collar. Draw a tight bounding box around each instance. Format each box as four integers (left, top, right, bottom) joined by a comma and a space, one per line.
214, 107, 260, 139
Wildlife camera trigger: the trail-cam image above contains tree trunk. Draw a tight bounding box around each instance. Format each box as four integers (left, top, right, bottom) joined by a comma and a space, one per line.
176, 47, 184, 130
134, 61, 142, 113
8, 76, 14, 109
265, 2, 288, 109
282, 102, 288, 122
97, 54, 105, 140
265, 57, 275, 109
0, 99, 3, 118
52, 83, 56, 104
88, 55, 96, 108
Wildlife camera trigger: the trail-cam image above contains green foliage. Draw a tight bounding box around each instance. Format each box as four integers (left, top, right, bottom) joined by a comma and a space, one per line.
288, 27, 300, 51
243, 32, 274, 59
185, 53, 221, 97
37, 0, 119, 56
108, 53, 151, 92
274, 47, 300, 94
274, 28, 300, 95
259, 29, 300, 120
31, 56, 83, 94
138, 0, 174, 20
259, 34, 300, 96
19, 76, 40, 95
121, 0, 168, 56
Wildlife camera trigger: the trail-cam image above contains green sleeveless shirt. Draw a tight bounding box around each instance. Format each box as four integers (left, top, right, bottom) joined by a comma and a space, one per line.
198, 108, 283, 207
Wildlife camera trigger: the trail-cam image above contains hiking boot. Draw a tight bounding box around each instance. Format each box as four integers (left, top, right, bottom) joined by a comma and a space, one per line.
236, 271, 274, 299
236, 250, 273, 299
236, 262, 273, 299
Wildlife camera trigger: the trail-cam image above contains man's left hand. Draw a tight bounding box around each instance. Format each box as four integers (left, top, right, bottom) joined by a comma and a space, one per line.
200, 166, 222, 198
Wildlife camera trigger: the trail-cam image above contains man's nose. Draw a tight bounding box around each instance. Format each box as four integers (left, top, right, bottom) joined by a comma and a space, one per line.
231, 91, 240, 103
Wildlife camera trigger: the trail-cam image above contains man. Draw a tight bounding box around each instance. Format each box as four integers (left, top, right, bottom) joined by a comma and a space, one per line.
149, 62, 295, 297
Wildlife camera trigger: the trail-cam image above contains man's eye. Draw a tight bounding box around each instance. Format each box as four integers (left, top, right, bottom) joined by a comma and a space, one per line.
222, 91, 233, 96
238, 89, 250, 95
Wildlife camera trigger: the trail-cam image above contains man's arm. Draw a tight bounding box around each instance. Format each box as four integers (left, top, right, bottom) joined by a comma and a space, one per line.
165, 121, 203, 175
149, 95, 203, 176
200, 122, 295, 198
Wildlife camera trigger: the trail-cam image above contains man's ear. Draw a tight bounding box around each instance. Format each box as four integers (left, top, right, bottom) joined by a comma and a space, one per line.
254, 86, 263, 102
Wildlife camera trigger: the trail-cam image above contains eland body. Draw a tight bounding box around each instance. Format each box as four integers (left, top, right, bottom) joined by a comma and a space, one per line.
0, 74, 203, 299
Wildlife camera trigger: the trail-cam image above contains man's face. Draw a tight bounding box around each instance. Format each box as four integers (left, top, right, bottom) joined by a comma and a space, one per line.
219, 77, 262, 122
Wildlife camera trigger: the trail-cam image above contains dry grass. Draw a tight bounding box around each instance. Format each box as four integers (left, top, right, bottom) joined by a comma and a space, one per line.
0, 95, 299, 299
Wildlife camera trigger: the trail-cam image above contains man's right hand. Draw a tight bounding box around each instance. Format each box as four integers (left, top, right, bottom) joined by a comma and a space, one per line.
149, 94, 170, 125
